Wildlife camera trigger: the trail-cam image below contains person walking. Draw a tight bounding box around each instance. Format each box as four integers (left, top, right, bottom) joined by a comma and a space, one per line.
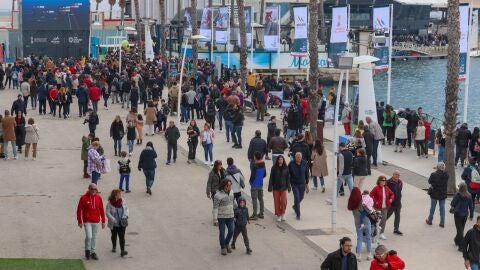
138, 142, 157, 195
462, 216, 480, 270
289, 152, 310, 220
77, 84, 89, 117
338, 142, 354, 196
451, 182, 474, 250
135, 114, 144, 144
187, 119, 200, 163
320, 237, 358, 270
426, 162, 449, 227
88, 141, 105, 184
352, 148, 368, 189
118, 151, 131, 192
268, 128, 288, 165
24, 118, 39, 161
366, 116, 385, 167
268, 155, 291, 222
200, 123, 215, 165
394, 117, 408, 152
311, 139, 328, 192
106, 189, 129, 257
165, 120, 180, 165
341, 102, 352, 135
225, 157, 245, 201
370, 176, 394, 240
386, 170, 404, 236
230, 197, 252, 254
14, 111, 25, 154
370, 245, 405, 270
247, 130, 268, 163
89, 82, 101, 113
213, 179, 235, 256
144, 101, 157, 136
456, 123, 472, 167
20, 80, 30, 112
76, 183, 106, 261
249, 152, 267, 220
37, 82, 48, 115
413, 120, 427, 158
110, 116, 125, 157
231, 105, 244, 149
382, 105, 395, 145
347, 187, 372, 262
206, 160, 226, 202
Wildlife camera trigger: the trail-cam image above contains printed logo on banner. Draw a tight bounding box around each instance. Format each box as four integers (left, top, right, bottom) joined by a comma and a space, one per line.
69, 37, 83, 44
30, 37, 47, 44
51, 36, 60, 44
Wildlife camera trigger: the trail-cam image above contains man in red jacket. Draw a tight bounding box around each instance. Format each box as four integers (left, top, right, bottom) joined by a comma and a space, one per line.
370, 245, 405, 270
76, 183, 106, 260
88, 83, 101, 113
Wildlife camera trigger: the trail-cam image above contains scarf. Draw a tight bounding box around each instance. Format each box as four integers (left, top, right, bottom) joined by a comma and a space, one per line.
109, 198, 123, 208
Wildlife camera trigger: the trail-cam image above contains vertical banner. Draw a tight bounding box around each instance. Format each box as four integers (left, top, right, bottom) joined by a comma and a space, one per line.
373, 6, 391, 72
145, 25, 155, 60
264, 4, 280, 51
291, 6, 308, 56
471, 9, 479, 50
184, 8, 192, 37
0, 44, 3, 64
200, 8, 213, 42
459, 4, 470, 80
328, 6, 349, 62
238, 7, 252, 47
215, 6, 229, 44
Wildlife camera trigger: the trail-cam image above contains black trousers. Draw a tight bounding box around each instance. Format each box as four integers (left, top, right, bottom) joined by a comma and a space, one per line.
167, 142, 177, 162
187, 139, 198, 160
111, 226, 126, 251
188, 104, 195, 120
386, 204, 401, 231
83, 160, 88, 175
39, 99, 47, 114
454, 214, 467, 246
231, 225, 249, 248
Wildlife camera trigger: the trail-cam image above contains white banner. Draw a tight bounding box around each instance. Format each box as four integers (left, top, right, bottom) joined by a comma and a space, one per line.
330, 6, 349, 43
264, 4, 280, 51
184, 8, 192, 37
471, 9, 479, 49
145, 26, 155, 60
373, 6, 390, 33
460, 5, 470, 54
237, 7, 252, 47
200, 8, 213, 42
292, 6, 308, 56
215, 6, 229, 44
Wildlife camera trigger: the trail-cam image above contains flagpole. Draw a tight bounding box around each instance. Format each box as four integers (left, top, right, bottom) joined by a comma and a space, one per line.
276, 5, 280, 83
345, 5, 350, 103
250, 5, 254, 73
386, 4, 393, 105
463, 5, 472, 123
227, 6, 231, 68
210, 7, 214, 63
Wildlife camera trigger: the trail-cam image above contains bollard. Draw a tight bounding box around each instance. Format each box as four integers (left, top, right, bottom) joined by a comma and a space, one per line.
317, 120, 324, 142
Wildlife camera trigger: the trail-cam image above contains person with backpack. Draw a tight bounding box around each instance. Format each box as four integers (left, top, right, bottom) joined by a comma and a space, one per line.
205, 95, 217, 130
461, 158, 480, 204
225, 157, 245, 201
118, 151, 131, 192
84, 109, 99, 137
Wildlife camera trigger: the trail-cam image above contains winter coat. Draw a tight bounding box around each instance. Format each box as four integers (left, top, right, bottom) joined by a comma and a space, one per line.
247, 136, 268, 160
456, 124, 472, 148
138, 146, 157, 170
369, 252, 405, 270
24, 124, 39, 144
2, 116, 16, 141
225, 166, 245, 194
76, 87, 89, 103
451, 193, 474, 218
268, 165, 291, 192
234, 206, 249, 226
290, 141, 312, 162
14, 116, 25, 147
165, 125, 180, 144
81, 136, 90, 160
144, 107, 157, 125
249, 161, 267, 189
352, 156, 368, 176
428, 170, 448, 200
268, 136, 288, 154
370, 185, 395, 209
206, 169, 225, 196
320, 249, 358, 270
463, 225, 480, 264
288, 160, 309, 185
89, 86, 101, 101
363, 129, 375, 156
395, 118, 408, 139
76, 192, 106, 224
386, 179, 403, 207
106, 200, 129, 230
110, 121, 125, 140
311, 150, 328, 177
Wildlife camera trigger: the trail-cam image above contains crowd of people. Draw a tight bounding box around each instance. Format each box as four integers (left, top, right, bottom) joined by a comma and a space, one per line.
393, 33, 448, 47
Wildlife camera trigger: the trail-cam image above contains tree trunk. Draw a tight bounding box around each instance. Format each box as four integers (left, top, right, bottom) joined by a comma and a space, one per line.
237, 0, 247, 92
159, 0, 166, 58
109, 5, 113, 19
319, 0, 326, 44
230, 0, 235, 28
308, 0, 320, 140
444, 0, 460, 194
191, 0, 199, 79
260, 0, 265, 24
133, 0, 143, 58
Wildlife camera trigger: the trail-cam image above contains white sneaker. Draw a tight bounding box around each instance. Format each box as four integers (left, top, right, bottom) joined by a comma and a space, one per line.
276, 216, 282, 222
357, 254, 362, 262
210, 161, 214, 166
24, 157, 28, 161
379, 234, 387, 240
366, 255, 372, 261
281, 215, 286, 221
13, 156, 18, 160
204, 160, 209, 165
32, 158, 36, 161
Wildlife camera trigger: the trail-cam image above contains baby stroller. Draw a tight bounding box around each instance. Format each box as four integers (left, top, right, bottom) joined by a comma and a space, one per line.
368, 210, 383, 248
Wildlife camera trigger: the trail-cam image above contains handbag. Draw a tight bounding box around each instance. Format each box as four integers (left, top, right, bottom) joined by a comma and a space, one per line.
427, 186, 433, 196
120, 217, 128, 227
449, 207, 456, 214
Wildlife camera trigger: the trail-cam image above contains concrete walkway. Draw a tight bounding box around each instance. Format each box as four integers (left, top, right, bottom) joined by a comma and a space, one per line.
0, 85, 469, 269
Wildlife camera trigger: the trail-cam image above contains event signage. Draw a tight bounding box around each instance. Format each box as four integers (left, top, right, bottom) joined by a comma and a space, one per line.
264, 4, 280, 51
373, 6, 391, 72
184, 8, 192, 37
215, 6, 229, 44
237, 7, 252, 48
328, 6, 349, 62
291, 6, 308, 56
200, 8, 214, 42
459, 4, 470, 80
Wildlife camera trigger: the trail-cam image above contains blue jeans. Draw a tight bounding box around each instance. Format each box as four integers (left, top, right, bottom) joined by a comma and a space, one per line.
437, 146, 445, 162
3, 140, 17, 158
180, 105, 189, 122
204, 143, 213, 162
312, 176, 325, 188
84, 222, 100, 252
285, 129, 297, 144
225, 121, 233, 142
91, 171, 101, 184
471, 263, 480, 270
292, 184, 306, 218
428, 198, 446, 225
128, 140, 134, 153
119, 174, 130, 190
218, 111, 224, 130
355, 212, 372, 254
337, 174, 353, 196
372, 140, 379, 166
113, 139, 122, 155
217, 218, 235, 248
233, 126, 242, 146
143, 169, 155, 189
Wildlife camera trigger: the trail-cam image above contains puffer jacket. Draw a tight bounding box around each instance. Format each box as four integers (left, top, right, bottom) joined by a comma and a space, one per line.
395, 118, 408, 139
268, 165, 291, 192
464, 225, 480, 264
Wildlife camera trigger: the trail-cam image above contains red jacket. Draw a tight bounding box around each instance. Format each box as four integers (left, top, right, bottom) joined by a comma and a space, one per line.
89, 86, 101, 101
49, 88, 58, 101
370, 185, 395, 209
76, 192, 106, 224
370, 253, 405, 270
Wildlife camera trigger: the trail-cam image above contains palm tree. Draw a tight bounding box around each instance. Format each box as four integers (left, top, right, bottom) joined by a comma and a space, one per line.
319, 0, 326, 44
119, 0, 126, 24
96, 0, 103, 12
237, 0, 247, 92
444, 0, 460, 194
308, 0, 320, 140
159, 0, 166, 57
108, 0, 116, 19
191, 0, 199, 78
133, 0, 142, 55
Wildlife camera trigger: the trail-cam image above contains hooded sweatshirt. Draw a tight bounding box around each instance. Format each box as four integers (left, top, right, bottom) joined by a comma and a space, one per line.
249, 161, 266, 189
226, 165, 245, 193
76, 192, 106, 224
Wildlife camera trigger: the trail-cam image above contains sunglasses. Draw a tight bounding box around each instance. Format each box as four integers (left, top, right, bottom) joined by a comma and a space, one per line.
379, 179, 386, 182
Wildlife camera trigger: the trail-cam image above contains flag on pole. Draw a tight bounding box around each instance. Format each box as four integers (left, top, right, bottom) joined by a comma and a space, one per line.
328, 6, 349, 63
215, 6, 229, 44
291, 6, 308, 56
200, 8, 213, 42
459, 4, 470, 80
372, 6, 391, 72
264, 4, 280, 51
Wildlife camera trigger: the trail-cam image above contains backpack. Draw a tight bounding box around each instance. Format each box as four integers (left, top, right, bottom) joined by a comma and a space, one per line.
470, 165, 480, 189
118, 160, 131, 174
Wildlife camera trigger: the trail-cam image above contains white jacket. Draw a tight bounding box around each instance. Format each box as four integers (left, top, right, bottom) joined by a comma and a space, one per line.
395, 118, 408, 139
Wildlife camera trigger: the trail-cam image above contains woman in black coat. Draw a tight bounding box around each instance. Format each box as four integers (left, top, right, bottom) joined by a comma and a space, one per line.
268, 155, 291, 222
186, 119, 200, 163
138, 141, 157, 195
352, 148, 368, 189
426, 162, 449, 227
110, 115, 125, 156
14, 111, 26, 153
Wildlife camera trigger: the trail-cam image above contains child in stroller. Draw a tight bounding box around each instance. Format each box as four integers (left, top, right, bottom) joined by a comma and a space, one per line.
360, 190, 382, 247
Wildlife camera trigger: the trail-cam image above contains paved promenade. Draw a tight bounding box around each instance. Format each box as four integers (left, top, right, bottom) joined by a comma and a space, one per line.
0, 86, 470, 269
